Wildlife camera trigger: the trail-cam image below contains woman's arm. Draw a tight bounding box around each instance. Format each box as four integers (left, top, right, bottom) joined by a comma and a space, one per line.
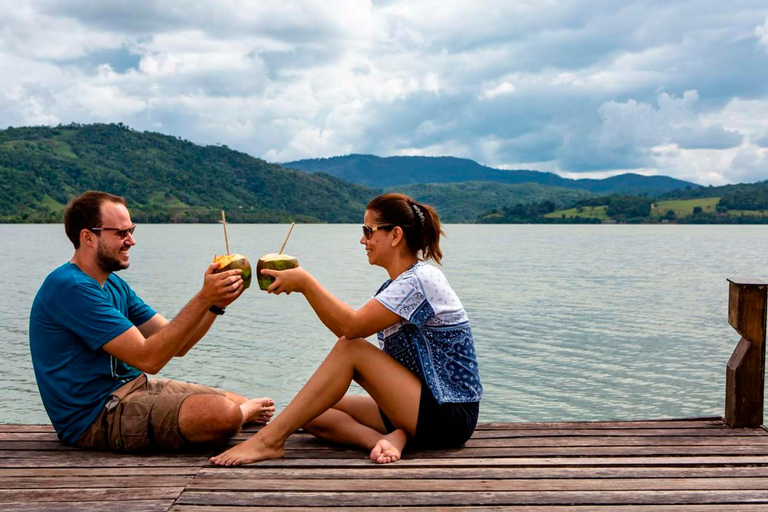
262, 267, 401, 339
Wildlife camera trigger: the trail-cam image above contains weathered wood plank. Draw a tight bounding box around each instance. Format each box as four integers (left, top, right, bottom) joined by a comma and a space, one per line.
469, 428, 767, 438
472, 419, 727, 430
0, 487, 184, 503
0, 453, 209, 467
206, 444, 768, 459
195, 465, 768, 480
0, 425, 55, 433
0, 476, 193, 489
175, 489, 768, 506
0, 467, 199, 477
167, 505, 768, 512
5, 500, 174, 511
197, 455, 768, 467
226, 435, 768, 449
186, 477, 768, 492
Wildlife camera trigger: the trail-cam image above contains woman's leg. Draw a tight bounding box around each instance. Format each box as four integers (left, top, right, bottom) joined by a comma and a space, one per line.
209, 337, 421, 466
303, 395, 387, 448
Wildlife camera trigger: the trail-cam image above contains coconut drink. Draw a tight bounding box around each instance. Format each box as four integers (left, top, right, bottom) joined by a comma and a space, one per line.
213, 253, 252, 290
256, 253, 299, 290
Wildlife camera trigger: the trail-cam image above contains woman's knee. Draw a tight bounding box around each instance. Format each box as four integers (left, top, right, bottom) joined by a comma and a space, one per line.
333, 336, 369, 356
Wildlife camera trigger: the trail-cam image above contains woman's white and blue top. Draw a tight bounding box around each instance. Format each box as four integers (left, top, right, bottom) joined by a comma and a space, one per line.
374, 262, 482, 404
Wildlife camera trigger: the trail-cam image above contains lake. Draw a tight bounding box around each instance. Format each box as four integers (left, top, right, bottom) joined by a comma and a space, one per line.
1, 224, 765, 424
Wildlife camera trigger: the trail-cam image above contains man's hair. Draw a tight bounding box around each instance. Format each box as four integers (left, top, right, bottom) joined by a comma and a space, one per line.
64, 191, 127, 249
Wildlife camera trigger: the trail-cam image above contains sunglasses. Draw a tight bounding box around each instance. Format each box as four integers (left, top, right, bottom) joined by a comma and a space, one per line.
362, 224, 395, 240
89, 224, 136, 239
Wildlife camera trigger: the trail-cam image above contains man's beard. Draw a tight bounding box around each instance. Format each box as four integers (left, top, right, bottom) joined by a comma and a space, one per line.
96, 241, 129, 273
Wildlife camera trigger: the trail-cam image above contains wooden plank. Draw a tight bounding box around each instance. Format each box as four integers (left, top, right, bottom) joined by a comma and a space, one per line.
0, 487, 184, 503
0, 476, 193, 489
203, 445, 768, 459
184, 455, 768, 467
167, 505, 768, 512
0, 454, 209, 468
0, 467, 199, 477
0, 425, 55, 433
469, 428, 767, 438
471, 420, 727, 430
5, 500, 174, 511
195, 465, 768, 480
254, 435, 768, 450
185, 477, 768, 492
175, 489, 768, 506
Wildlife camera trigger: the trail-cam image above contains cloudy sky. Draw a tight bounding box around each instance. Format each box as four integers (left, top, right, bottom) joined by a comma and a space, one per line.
2, 1, 768, 185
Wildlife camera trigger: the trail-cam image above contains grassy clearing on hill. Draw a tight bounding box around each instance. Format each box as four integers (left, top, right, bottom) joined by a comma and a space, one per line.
651, 198, 720, 218
544, 205, 609, 220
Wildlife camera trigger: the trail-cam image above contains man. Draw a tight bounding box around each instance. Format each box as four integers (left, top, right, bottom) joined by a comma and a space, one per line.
29, 191, 275, 452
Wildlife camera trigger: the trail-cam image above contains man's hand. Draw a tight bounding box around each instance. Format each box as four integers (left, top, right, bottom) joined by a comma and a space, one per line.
263, 267, 310, 295
202, 262, 244, 307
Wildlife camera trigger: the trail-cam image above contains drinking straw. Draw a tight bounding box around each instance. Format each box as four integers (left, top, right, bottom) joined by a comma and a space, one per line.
279, 222, 295, 254
221, 210, 230, 255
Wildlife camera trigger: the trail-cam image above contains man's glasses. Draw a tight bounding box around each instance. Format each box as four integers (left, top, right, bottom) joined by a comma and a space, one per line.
362, 225, 394, 240
89, 224, 136, 239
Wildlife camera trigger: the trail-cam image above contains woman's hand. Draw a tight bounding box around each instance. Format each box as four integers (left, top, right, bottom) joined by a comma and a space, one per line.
262, 266, 311, 295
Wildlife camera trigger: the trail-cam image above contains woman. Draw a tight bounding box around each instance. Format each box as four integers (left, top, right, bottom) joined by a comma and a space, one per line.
210, 193, 482, 466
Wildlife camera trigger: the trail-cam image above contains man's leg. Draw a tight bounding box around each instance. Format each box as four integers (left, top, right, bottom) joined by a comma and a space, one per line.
177, 394, 243, 444
214, 389, 276, 425
146, 380, 275, 446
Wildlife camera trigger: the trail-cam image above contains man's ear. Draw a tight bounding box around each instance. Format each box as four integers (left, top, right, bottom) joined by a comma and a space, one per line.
80, 229, 97, 248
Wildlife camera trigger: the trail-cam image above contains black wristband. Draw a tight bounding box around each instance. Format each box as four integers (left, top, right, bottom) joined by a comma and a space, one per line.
208, 305, 226, 315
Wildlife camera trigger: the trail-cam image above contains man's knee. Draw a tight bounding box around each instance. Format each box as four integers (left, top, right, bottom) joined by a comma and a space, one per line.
179, 394, 242, 443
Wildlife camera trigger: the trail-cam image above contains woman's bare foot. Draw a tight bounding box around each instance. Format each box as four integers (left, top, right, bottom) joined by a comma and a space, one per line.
240, 398, 276, 425
369, 429, 408, 464
209, 434, 285, 466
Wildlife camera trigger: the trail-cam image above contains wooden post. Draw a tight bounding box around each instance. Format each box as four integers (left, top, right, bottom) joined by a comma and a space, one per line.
725, 278, 767, 428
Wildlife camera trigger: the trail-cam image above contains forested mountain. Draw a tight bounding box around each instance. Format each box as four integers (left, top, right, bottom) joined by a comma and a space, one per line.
389, 182, 591, 223
284, 154, 698, 195
0, 124, 375, 223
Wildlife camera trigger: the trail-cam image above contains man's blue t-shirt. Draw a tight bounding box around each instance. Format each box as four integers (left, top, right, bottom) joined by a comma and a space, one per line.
29, 263, 156, 445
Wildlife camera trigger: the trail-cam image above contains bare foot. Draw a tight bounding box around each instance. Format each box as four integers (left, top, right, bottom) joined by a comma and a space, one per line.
240, 397, 276, 425
209, 434, 285, 466
369, 429, 407, 464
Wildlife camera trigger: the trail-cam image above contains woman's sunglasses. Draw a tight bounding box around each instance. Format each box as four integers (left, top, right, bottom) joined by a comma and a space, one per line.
89, 224, 137, 239
362, 224, 395, 240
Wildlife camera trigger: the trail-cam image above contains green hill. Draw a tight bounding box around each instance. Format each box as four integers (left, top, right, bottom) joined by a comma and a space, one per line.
284, 154, 698, 195
389, 182, 592, 223
0, 124, 376, 223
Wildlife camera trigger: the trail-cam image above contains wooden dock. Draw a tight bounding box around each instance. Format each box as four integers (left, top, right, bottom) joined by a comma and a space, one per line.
4, 275, 768, 510
3, 417, 768, 510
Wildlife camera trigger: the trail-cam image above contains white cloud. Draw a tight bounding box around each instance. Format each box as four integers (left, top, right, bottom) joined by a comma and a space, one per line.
1, 0, 768, 184
480, 82, 515, 100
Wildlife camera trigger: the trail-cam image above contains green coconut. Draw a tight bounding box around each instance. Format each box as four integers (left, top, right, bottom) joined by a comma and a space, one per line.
256, 253, 299, 290
213, 253, 252, 290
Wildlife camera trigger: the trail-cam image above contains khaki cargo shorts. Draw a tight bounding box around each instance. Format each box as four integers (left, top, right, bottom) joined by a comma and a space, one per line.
76, 374, 225, 452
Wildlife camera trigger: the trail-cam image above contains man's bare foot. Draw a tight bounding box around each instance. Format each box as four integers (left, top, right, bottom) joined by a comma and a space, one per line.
240, 398, 276, 425
209, 434, 285, 466
369, 429, 407, 464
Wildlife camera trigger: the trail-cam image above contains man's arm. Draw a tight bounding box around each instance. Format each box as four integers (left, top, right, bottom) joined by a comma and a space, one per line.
137, 311, 219, 358
102, 263, 242, 374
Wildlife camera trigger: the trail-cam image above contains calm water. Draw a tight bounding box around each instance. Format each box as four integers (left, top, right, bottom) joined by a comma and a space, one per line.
1, 224, 765, 424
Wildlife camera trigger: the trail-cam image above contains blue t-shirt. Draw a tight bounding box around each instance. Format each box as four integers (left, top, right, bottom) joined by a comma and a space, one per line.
29, 263, 156, 445
374, 262, 482, 404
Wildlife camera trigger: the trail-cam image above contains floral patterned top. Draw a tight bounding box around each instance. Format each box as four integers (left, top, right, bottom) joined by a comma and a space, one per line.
374, 262, 482, 404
